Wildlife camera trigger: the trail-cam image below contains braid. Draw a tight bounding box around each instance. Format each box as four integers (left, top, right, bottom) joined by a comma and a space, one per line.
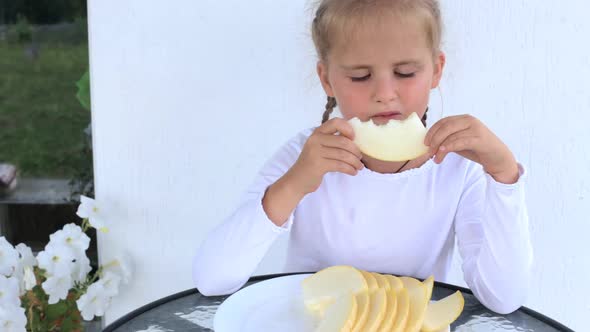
321, 96, 337, 124
421, 107, 429, 126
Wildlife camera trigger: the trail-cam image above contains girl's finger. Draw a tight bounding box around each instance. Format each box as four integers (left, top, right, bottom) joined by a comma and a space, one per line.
316, 117, 355, 140
322, 147, 364, 171
320, 134, 362, 159
323, 158, 359, 176
427, 117, 471, 154
434, 132, 478, 163
424, 115, 456, 146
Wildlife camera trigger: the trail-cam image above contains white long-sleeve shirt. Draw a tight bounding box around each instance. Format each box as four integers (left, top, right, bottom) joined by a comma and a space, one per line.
193, 128, 533, 314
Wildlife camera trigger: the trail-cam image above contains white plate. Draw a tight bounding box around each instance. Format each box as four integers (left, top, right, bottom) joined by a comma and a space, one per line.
214, 273, 450, 332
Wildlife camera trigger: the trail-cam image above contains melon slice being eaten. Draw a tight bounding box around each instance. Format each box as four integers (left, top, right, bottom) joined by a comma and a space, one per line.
348, 112, 429, 162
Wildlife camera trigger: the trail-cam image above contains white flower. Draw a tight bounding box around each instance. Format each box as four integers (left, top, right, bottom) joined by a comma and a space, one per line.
42, 274, 73, 304
102, 253, 133, 284
23, 266, 36, 291
15, 244, 36, 268
13, 244, 37, 295
0, 275, 20, 307
76, 196, 109, 232
0, 305, 27, 332
47, 223, 92, 283
37, 244, 75, 278
0, 237, 18, 277
49, 223, 90, 254
76, 281, 111, 321
99, 272, 121, 297
71, 254, 92, 284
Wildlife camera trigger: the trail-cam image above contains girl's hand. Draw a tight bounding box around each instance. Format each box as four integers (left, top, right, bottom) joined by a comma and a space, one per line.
424, 114, 519, 184
287, 118, 364, 195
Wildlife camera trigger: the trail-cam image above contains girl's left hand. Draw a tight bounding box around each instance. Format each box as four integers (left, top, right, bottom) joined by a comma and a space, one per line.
424, 114, 519, 184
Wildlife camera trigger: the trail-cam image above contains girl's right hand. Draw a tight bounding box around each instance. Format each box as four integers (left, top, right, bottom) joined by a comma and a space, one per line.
286, 118, 364, 195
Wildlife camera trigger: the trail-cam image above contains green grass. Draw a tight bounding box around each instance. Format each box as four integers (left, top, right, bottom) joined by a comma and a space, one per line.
0, 40, 90, 177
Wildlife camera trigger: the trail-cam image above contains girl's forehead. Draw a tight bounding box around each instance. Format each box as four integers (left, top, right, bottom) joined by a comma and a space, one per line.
330, 20, 431, 64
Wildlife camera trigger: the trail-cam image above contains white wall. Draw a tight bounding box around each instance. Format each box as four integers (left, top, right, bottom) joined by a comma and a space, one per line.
88, 0, 590, 330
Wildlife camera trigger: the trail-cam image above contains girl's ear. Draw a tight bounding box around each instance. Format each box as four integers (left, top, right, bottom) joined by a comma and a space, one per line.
317, 61, 335, 97
431, 51, 446, 89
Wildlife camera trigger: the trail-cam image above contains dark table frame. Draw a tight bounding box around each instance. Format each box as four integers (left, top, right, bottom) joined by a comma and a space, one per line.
104, 272, 574, 332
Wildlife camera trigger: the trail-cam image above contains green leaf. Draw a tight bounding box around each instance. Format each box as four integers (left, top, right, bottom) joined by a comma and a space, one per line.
76, 70, 91, 111
20, 293, 31, 308
46, 301, 68, 321
32, 285, 48, 303
30, 308, 46, 332
61, 313, 83, 332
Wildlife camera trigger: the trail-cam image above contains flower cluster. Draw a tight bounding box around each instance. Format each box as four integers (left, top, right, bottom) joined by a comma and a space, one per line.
0, 196, 131, 331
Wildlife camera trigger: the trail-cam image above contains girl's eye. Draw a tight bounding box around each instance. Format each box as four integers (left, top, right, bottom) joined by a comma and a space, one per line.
351, 74, 371, 82
396, 72, 415, 78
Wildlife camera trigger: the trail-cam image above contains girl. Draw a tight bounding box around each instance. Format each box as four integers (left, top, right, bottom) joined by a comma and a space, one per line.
193, 0, 533, 315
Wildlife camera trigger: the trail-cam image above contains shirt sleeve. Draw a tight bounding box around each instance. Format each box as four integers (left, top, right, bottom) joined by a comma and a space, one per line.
454, 161, 534, 314
192, 130, 311, 296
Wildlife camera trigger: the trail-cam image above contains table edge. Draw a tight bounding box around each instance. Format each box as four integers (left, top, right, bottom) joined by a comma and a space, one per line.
103, 271, 574, 332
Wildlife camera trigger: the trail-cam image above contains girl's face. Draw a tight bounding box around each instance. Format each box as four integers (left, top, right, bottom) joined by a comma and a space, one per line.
318, 18, 445, 125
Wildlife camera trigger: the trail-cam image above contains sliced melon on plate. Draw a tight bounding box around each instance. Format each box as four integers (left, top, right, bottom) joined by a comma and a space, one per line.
423, 276, 435, 303
391, 287, 410, 332
302, 266, 368, 315
360, 270, 379, 292
378, 288, 398, 331
371, 272, 391, 291
385, 274, 404, 293
357, 288, 387, 332
400, 276, 423, 291
403, 280, 429, 332
316, 292, 358, 332
351, 291, 370, 332
421, 291, 464, 332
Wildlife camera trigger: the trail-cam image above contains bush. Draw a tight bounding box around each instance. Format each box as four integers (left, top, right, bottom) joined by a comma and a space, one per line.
6, 14, 33, 43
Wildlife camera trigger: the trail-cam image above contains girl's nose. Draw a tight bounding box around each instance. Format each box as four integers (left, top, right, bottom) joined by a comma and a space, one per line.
374, 77, 398, 104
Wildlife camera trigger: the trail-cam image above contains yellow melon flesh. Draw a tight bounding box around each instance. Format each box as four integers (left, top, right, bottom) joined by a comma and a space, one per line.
351, 291, 370, 332
400, 276, 422, 291
303, 268, 462, 332
361, 270, 379, 292
371, 272, 391, 291
302, 266, 368, 315
378, 288, 398, 331
402, 281, 428, 332
385, 275, 404, 292
421, 291, 464, 332
423, 276, 435, 303
391, 288, 410, 332
357, 288, 387, 332
348, 112, 428, 162
316, 292, 358, 332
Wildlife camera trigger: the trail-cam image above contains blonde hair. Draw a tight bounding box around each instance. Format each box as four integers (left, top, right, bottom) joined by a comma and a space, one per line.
311, 0, 443, 123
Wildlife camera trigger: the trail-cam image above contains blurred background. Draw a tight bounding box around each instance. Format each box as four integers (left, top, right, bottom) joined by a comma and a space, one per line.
0, 0, 91, 184
2, 0, 589, 331
0, 0, 98, 329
